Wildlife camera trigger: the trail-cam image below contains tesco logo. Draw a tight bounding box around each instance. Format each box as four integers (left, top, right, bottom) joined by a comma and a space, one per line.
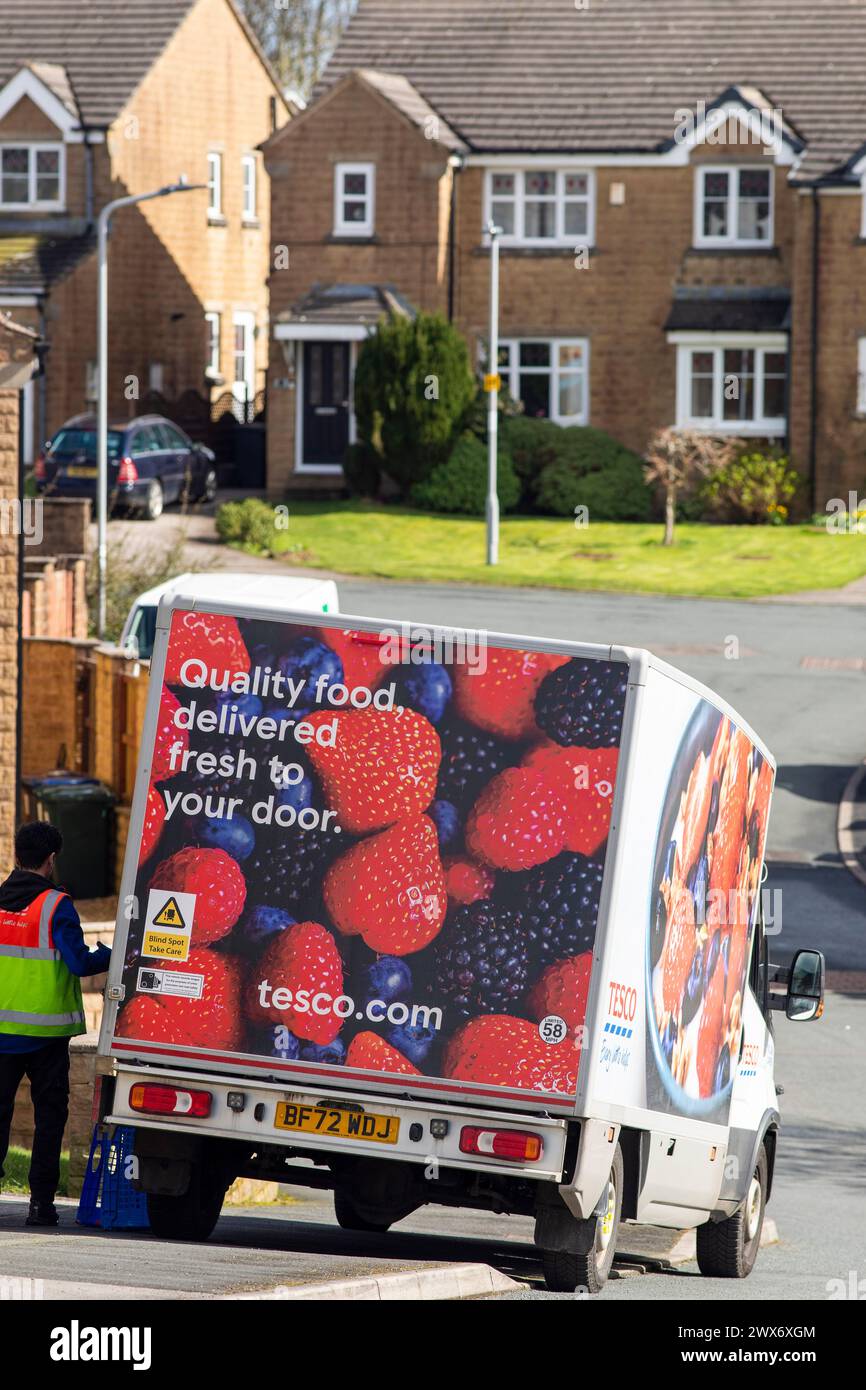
607, 981, 637, 1022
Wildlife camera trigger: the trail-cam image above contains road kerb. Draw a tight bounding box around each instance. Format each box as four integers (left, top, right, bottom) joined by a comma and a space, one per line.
838, 759, 866, 889
224, 1262, 522, 1301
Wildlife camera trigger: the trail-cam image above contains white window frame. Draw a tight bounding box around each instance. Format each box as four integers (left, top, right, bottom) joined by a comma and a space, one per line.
333, 162, 375, 237
672, 333, 787, 436
241, 154, 257, 221
0, 142, 65, 210
497, 337, 590, 425
231, 311, 256, 405
694, 165, 774, 248
207, 152, 223, 219
483, 170, 596, 248
858, 337, 866, 415
205, 311, 221, 380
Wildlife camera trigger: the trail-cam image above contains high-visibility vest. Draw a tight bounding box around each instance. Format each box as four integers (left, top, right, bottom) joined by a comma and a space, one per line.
0, 889, 85, 1038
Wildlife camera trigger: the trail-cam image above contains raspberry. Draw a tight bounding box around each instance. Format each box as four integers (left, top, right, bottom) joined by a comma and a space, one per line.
164, 611, 250, 687
527, 953, 593, 1036
443, 856, 495, 905
433, 900, 531, 1020
116, 949, 242, 1051
245, 921, 343, 1045
435, 717, 511, 812
151, 687, 188, 781
306, 706, 441, 834
346, 1031, 420, 1075
149, 847, 246, 944
443, 1014, 579, 1094
466, 767, 569, 871
507, 852, 605, 967
452, 648, 568, 740
141, 784, 167, 863
522, 742, 618, 856
534, 658, 628, 748
323, 815, 446, 955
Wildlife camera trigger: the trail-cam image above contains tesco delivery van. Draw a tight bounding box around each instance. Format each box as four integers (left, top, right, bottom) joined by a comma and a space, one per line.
95, 595, 825, 1293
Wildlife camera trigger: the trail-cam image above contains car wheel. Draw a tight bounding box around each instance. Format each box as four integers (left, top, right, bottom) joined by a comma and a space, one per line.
198, 468, 218, 504
142, 480, 164, 521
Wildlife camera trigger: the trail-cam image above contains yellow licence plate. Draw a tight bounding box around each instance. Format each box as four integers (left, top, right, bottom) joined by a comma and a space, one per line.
274, 1102, 399, 1144
66, 465, 97, 478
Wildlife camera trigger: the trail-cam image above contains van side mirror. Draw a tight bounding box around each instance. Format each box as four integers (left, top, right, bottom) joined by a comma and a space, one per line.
786, 949, 825, 1022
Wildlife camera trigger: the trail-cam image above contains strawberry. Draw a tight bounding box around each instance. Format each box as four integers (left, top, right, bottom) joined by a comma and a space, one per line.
452, 648, 569, 741
465, 767, 569, 871
141, 783, 167, 863
522, 742, 618, 855
320, 628, 395, 690
150, 846, 246, 944
444, 1015, 579, 1094
306, 707, 440, 834
346, 1031, 420, 1075
164, 610, 250, 687
710, 728, 750, 896
443, 855, 495, 906
661, 880, 696, 1015
244, 921, 344, 1045
116, 949, 242, 1051
697, 952, 726, 1098
527, 952, 593, 1036
323, 815, 446, 955
678, 749, 714, 881
151, 687, 188, 781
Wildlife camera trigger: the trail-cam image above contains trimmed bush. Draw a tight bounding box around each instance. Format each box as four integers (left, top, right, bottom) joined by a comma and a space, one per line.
215, 497, 282, 553
342, 442, 381, 498
533, 427, 652, 520
353, 312, 476, 490
410, 431, 521, 515
500, 415, 564, 487
699, 451, 801, 524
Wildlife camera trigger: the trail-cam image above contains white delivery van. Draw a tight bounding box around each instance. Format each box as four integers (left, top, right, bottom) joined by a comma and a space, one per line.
119, 573, 338, 661
96, 598, 825, 1293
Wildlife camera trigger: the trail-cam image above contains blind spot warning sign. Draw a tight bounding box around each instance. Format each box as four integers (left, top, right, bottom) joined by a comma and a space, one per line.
142, 888, 196, 962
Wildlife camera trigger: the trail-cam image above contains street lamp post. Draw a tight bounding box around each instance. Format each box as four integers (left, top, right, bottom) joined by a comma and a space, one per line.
485, 221, 502, 566
96, 177, 202, 639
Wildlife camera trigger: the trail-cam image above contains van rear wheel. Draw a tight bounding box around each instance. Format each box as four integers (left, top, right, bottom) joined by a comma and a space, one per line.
333, 1188, 392, 1233
542, 1144, 623, 1295
696, 1145, 767, 1278
146, 1162, 226, 1242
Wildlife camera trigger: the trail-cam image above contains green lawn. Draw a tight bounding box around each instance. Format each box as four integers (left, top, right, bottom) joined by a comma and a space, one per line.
248, 502, 866, 599
2, 1146, 69, 1197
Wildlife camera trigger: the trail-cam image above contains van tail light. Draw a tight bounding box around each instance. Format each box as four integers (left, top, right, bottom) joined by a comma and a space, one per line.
459, 1126, 544, 1162
117, 456, 138, 483
129, 1083, 212, 1118
34, 453, 46, 480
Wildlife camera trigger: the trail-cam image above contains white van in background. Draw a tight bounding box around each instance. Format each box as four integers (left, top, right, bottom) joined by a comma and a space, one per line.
119, 573, 339, 660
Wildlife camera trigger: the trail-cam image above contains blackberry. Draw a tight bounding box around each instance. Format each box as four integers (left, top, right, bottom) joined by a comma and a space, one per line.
534, 659, 628, 747
436, 717, 511, 811
507, 852, 605, 967
433, 899, 530, 1019
243, 826, 338, 916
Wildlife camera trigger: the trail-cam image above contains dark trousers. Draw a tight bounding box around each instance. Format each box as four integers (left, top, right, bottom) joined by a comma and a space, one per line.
0, 1038, 70, 1203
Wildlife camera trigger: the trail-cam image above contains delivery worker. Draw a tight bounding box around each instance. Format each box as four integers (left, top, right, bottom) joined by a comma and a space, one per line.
0, 822, 110, 1226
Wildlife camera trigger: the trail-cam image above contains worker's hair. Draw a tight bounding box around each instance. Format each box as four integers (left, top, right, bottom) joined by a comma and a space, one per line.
15, 821, 62, 870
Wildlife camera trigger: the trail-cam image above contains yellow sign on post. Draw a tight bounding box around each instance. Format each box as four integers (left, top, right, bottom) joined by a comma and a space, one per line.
483, 373, 501, 393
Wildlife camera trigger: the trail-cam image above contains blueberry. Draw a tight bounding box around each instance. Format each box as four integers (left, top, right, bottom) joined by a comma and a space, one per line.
260, 1025, 300, 1060
194, 813, 255, 860
689, 855, 708, 927
276, 775, 314, 811
662, 838, 677, 882
248, 642, 277, 670
242, 905, 296, 946
704, 930, 722, 988
278, 638, 343, 712
748, 809, 760, 860
386, 1024, 437, 1066
300, 1038, 346, 1066
714, 1044, 731, 1093
394, 663, 452, 724
363, 956, 412, 1003
650, 890, 667, 967
682, 946, 704, 1026
707, 779, 721, 834
429, 798, 460, 848
216, 691, 263, 722
661, 1014, 678, 1068
720, 932, 731, 978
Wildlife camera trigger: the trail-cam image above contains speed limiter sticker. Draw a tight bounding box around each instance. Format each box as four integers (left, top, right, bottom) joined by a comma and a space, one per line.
538, 1015, 569, 1044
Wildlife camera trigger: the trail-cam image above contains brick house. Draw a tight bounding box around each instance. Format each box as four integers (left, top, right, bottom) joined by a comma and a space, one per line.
0, 0, 289, 460
264, 0, 866, 509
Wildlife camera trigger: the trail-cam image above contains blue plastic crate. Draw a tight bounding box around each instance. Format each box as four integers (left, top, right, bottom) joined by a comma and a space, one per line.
76, 1125, 149, 1230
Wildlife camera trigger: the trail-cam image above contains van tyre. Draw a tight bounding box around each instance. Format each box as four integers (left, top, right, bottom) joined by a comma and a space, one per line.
333, 1188, 392, 1233
542, 1144, 623, 1295
146, 1162, 227, 1242
697, 1144, 767, 1279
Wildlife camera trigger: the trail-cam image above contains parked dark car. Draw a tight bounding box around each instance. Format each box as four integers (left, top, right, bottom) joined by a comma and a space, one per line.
34, 413, 218, 520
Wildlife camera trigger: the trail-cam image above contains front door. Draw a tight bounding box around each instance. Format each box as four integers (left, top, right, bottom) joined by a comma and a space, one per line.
302, 342, 350, 466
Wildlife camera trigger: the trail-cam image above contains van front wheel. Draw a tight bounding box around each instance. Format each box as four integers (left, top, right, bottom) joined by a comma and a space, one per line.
697, 1145, 767, 1278
542, 1144, 623, 1295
